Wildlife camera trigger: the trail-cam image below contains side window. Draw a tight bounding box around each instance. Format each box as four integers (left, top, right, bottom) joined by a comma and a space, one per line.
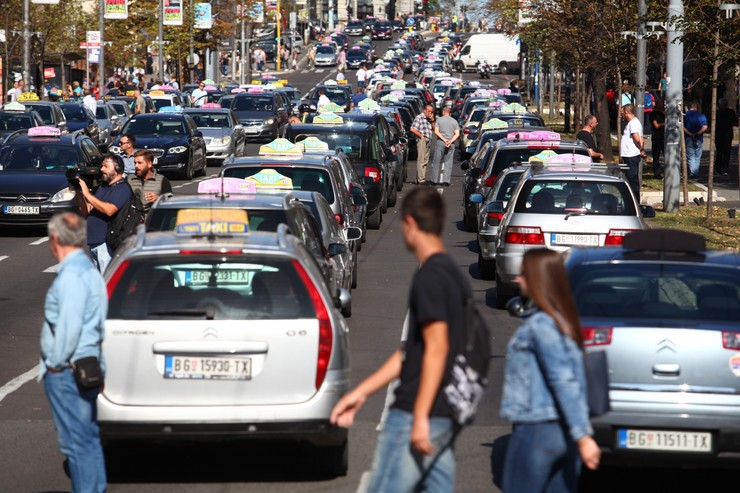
81, 139, 102, 163
296, 209, 324, 257
369, 134, 379, 161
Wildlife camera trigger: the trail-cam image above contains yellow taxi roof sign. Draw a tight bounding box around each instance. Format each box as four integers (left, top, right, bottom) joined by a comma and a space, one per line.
17, 92, 40, 102
175, 208, 249, 235
246, 169, 294, 190
312, 112, 344, 124
149, 90, 166, 96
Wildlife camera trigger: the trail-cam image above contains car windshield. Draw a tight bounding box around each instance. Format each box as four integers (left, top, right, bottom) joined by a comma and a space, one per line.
513, 179, 636, 215
107, 256, 315, 320
569, 264, 740, 322
222, 167, 335, 204
187, 112, 232, 128
95, 106, 109, 119
0, 114, 35, 131
109, 102, 128, 115
122, 118, 186, 136
151, 98, 176, 111
347, 22, 363, 28
61, 106, 87, 122
312, 88, 348, 103
233, 96, 274, 112
0, 144, 79, 171
316, 46, 335, 54
27, 105, 54, 124
147, 208, 286, 233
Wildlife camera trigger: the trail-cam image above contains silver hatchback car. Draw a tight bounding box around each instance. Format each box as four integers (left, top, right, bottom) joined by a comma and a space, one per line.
494, 161, 655, 307
99, 224, 351, 476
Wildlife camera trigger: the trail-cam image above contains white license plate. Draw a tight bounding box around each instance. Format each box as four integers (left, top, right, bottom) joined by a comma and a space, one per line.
184, 270, 249, 285
551, 233, 599, 246
244, 127, 260, 134
164, 355, 252, 380
4, 205, 40, 215
617, 429, 712, 453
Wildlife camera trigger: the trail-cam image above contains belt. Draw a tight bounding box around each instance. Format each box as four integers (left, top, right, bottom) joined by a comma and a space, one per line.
46, 365, 71, 374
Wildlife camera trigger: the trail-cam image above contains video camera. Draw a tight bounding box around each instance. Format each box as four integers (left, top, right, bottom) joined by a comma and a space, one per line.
66, 166, 101, 190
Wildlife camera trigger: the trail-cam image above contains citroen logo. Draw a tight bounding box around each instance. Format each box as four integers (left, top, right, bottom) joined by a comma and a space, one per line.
656, 339, 676, 353
17, 195, 27, 203
202, 327, 218, 338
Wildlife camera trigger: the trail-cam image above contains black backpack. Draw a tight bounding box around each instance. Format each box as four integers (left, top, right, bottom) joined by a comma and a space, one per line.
106, 182, 144, 252
443, 294, 492, 425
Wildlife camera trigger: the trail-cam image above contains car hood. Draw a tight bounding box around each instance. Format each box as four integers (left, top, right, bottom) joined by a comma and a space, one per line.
133, 135, 189, 149
233, 110, 270, 121
66, 121, 89, 132
316, 53, 336, 59
0, 171, 70, 194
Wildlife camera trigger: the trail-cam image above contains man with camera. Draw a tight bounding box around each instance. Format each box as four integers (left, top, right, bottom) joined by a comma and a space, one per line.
75, 154, 132, 273
40, 212, 107, 493
127, 149, 172, 215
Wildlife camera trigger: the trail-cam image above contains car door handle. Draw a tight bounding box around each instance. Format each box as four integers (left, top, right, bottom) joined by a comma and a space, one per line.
653, 363, 680, 377
153, 341, 269, 355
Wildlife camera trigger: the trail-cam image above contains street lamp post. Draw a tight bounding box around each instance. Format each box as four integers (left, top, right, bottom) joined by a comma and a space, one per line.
664, 0, 684, 212
99, 0, 105, 96
159, 0, 165, 80
22, 0, 31, 90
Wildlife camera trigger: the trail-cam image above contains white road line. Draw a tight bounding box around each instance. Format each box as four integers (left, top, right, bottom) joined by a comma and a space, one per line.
29, 237, 49, 245
0, 256, 8, 262
43, 264, 59, 273
315, 69, 325, 73
301, 69, 309, 74
356, 471, 371, 493
0, 365, 40, 404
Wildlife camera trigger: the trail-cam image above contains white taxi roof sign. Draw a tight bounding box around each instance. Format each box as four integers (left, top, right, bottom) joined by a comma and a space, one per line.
545, 154, 593, 165
358, 99, 381, 110
175, 208, 249, 235
197, 177, 257, 194
482, 118, 508, 130
300, 136, 330, 152
259, 138, 304, 156
3, 101, 26, 111
528, 150, 559, 163
318, 102, 344, 114
247, 169, 294, 190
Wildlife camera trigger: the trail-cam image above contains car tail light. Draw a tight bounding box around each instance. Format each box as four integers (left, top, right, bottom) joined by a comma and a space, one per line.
604, 229, 637, 246
292, 259, 333, 390
484, 175, 497, 187
504, 226, 545, 245
722, 331, 740, 350
464, 127, 470, 135
334, 213, 344, 226
582, 326, 613, 346
106, 260, 130, 299
180, 249, 243, 255
365, 167, 380, 182
487, 212, 504, 225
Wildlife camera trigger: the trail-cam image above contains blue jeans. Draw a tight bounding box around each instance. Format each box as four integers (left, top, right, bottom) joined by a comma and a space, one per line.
431, 140, 455, 184
89, 243, 111, 274
502, 421, 581, 493
366, 408, 457, 493
44, 369, 107, 493
685, 137, 703, 176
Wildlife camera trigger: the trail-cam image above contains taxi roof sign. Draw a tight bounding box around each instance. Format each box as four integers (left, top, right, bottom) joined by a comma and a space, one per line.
324, 79, 338, 86
176, 208, 249, 236
497, 88, 512, 95
247, 87, 264, 93
312, 112, 344, 124
231, 88, 246, 93
203, 85, 218, 91
158, 105, 183, 113
28, 126, 62, 137
3, 101, 26, 111
482, 118, 508, 130
501, 103, 527, 114
197, 177, 257, 194
299, 136, 330, 152
318, 102, 344, 114
528, 150, 559, 163
149, 90, 166, 96
17, 92, 40, 102
507, 130, 561, 142
391, 81, 406, 90
358, 99, 381, 111
259, 138, 303, 156
247, 169, 294, 190
381, 94, 399, 103
544, 154, 593, 165
201, 103, 222, 108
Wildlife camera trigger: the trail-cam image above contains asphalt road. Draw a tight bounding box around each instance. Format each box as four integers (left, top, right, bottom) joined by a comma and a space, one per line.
0, 33, 734, 493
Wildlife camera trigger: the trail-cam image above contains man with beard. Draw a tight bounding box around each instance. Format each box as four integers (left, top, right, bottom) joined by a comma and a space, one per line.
127, 149, 172, 215
75, 154, 132, 273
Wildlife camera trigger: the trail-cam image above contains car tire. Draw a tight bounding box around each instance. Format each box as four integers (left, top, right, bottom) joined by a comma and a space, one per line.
184, 156, 194, 180
396, 173, 404, 191
495, 269, 513, 309
197, 157, 207, 177
351, 262, 358, 289
380, 188, 388, 213
463, 210, 477, 232
388, 182, 398, 207
367, 207, 382, 229
478, 249, 495, 280
499, 62, 509, 74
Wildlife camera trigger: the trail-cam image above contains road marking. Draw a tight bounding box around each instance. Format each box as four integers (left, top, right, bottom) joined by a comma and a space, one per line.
315, 69, 325, 73
356, 471, 371, 493
301, 69, 309, 74
0, 255, 8, 262
29, 237, 49, 245
0, 365, 40, 404
43, 264, 59, 273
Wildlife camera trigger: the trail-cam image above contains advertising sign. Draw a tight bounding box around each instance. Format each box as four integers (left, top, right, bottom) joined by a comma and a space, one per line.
163, 0, 183, 26
104, 0, 128, 19
31, 0, 60, 4
194, 3, 212, 29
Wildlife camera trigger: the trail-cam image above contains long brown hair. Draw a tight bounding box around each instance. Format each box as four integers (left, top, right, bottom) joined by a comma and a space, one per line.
521, 249, 583, 347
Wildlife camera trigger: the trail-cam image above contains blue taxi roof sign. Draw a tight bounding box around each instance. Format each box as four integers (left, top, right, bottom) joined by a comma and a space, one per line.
246, 169, 294, 190
158, 105, 183, 113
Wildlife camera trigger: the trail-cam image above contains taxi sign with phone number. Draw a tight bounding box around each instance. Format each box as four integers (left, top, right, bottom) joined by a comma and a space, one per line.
175, 208, 249, 235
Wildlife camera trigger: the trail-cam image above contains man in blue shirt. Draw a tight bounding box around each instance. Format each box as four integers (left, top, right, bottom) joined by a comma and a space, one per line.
76, 154, 132, 273
684, 101, 708, 178
40, 212, 107, 493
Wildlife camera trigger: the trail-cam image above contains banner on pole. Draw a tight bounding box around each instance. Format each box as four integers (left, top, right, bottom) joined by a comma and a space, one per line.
163, 0, 183, 26
31, 0, 60, 4
194, 3, 212, 29
248, 2, 265, 22
104, 0, 128, 19
88, 48, 101, 64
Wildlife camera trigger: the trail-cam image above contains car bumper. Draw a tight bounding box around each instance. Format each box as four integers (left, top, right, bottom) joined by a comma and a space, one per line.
478, 232, 499, 260
495, 246, 526, 290
315, 59, 337, 66
153, 154, 190, 173
98, 371, 349, 446
0, 201, 77, 226
240, 123, 278, 139
205, 143, 231, 161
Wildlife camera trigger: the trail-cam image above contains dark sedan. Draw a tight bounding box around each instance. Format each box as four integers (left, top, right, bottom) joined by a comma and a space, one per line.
231, 92, 288, 141
60, 103, 100, 145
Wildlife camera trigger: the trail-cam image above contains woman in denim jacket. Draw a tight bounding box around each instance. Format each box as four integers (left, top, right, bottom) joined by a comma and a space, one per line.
500, 249, 600, 492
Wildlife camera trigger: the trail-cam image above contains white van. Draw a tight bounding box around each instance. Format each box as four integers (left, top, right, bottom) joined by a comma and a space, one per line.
454, 33, 520, 73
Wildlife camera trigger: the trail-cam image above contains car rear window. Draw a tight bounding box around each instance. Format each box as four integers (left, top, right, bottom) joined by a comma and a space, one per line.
489, 147, 590, 177
513, 179, 636, 215
291, 132, 367, 161
233, 96, 274, 111
147, 209, 288, 232
108, 256, 315, 320
569, 264, 740, 321
223, 166, 335, 204
187, 112, 232, 128
0, 114, 35, 130
28, 105, 54, 124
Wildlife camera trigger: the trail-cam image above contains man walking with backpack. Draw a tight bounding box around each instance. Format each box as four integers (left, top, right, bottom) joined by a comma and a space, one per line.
331, 187, 472, 492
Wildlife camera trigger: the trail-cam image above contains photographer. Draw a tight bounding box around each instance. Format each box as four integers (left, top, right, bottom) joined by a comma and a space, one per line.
75, 154, 132, 273
127, 149, 172, 215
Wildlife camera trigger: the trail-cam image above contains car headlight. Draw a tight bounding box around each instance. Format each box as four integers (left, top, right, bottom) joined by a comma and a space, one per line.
168, 146, 188, 154
51, 186, 76, 203
264, 118, 275, 125
212, 136, 231, 146
109, 145, 122, 154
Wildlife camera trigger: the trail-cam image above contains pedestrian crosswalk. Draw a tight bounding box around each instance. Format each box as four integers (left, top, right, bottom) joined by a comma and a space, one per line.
300, 69, 325, 74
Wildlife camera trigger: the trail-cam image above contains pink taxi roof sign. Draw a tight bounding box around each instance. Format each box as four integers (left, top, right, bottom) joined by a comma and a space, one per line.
248, 87, 264, 93
506, 130, 561, 142
201, 103, 222, 109
497, 88, 512, 95
545, 154, 593, 165
231, 88, 246, 93
28, 126, 61, 137
203, 85, 218, 91
197, 177, 257, 194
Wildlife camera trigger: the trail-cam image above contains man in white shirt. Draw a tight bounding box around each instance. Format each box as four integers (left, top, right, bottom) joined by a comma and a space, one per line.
190, 82, 208, 107
620, 104, 646, 200
82, 88, 97, 115
356, 66, 367, 89
6, 81, 19, 102
316, 88, 331, 113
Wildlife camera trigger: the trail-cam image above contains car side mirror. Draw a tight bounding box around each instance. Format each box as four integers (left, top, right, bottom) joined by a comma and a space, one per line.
506, 296, 528, 318
383, 147, 393, 159
351, 194, 368, 206
345, 227, 363, 241
327, 242, 347, 257
399, 137, 408, 145
460, 159, 470, 170
640, 205, 656, 218
335, 288, 351, 310
469, 193, 484, 204
486, 201, 504, 214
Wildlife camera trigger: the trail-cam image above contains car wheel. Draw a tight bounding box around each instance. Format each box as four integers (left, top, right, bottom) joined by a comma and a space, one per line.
184, 156, 194, 180
499, 62, 509, 74
367, 207, 382, 229
396, 172, 404, 191
495, 269, 513, 309
380, 188, 388, 213
388, 182, 398, 207
351, 262, 358, 289
197, 157, 208, 177
463, 210, 477, 232
478, 249, 495, 280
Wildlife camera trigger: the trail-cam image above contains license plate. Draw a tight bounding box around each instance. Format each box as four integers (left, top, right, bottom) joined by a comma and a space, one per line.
184, 270, 249, 285
244, 127, 260, 134
617, 429, 712, 453
4, 205, 40, 215
551, 233, 599, 246
164, 355, 252, 380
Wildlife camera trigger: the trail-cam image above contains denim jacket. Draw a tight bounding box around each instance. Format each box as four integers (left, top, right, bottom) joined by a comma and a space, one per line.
500, 310, 593, 442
